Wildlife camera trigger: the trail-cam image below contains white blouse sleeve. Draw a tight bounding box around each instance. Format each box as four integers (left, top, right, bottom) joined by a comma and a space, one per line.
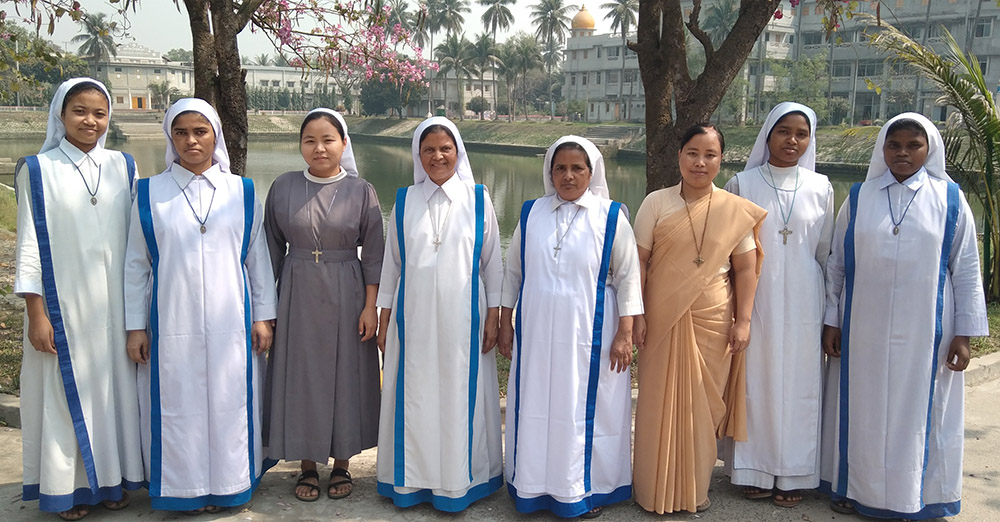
245, 193, 277, 322
610, 210, 643, 316
824, 199, 851, 327
480, 190, 503, 308
124, 197, 152, 331
949, 192, 988, 337
376, 205, 401, 309
14, 163, 43, 298
500, 222, 523, 309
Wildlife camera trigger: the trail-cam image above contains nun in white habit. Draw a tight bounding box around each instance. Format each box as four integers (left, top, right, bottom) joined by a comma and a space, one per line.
17, 77, 143, 518
721, 102, 834, 505
375, 117, 504, 512
498, 136, 642, 518
123, 98, 277, 512
819, 112, 986, 519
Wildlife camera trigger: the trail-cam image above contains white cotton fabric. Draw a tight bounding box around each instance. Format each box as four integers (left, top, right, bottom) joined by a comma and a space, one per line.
40, 77, 112, 154
411, 116, 474, 184
541, 135, 609, 199
723, 146, 834, 489
866, 112, 952, 182
304, 108, 358, 177
16, 139, 143, 510
163, 98, 232, 174
821, 166, 986, 515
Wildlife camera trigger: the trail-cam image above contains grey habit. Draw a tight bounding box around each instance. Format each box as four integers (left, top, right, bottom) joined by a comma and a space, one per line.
262, 170, 384, 461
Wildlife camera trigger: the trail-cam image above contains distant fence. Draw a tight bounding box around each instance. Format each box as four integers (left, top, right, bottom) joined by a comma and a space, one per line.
0, 106, 45, 112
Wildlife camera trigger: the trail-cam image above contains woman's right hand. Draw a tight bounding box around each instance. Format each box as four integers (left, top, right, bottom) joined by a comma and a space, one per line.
27, 313, 56, 354
127, 330, 150, 364
632, 315, 647, 349
822, 325, 841, 357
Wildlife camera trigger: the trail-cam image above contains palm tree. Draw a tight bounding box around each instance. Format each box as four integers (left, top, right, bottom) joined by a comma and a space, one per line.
386, 0, 417, 50
601, 0, 637, 120
541, 38, 562, 119
480, 0, 515, 119
700, 0, 739, 48
148, 80, 179, 110
418, 0, 447, 115
439, 0, 471, 38
513, 35, 542, 119
253, 53, 272, 66
530, 0, 570, 118
468, 33, 500, 119
496, 41, 519, 121
72, 13, 118, 78
436, 33, 475, 120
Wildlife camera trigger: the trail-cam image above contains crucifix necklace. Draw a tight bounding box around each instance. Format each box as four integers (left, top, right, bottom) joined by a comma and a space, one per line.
428, 191, 453, 252
681, 187, 712, 266
553, 204, 584, 258
173, 174, 215, 234
60, 149, 101, 205
887, 183, 921, 235
306, 176, 341, 263
761, 163, 800, 245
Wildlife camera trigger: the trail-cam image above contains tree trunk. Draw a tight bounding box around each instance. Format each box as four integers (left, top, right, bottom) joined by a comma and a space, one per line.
184, 0, 217, 106
209, 0, 250, 175
635, 0, 782, 193
618, 32, 626, 121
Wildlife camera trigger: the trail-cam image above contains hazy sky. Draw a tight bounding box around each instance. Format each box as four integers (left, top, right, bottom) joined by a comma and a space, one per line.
38, 1, 621, 59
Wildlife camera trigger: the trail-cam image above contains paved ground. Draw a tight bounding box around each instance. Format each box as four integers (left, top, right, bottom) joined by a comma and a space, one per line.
0, 377, 998, 521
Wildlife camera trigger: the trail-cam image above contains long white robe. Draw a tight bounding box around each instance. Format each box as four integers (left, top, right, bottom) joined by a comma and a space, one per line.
375, 176, 504, 512
821, 169, 987, 519
501, 191, 642, 517
722, 165, 834, 490
15, 140, 144, 512
124, 164, 277, 511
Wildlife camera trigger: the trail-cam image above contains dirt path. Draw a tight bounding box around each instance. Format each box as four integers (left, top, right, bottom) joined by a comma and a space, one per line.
0, 229, 21, 395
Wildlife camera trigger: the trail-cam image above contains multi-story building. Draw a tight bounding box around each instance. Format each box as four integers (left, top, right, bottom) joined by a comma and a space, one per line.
95, 42, 193, 111
561, 1, 1000, 124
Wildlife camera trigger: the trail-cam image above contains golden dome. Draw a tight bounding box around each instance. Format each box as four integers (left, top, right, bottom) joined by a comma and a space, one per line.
571, 5, 595, 30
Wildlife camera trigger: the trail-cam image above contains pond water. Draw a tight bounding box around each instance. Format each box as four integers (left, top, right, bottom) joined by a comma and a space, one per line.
0, 138, 873, 244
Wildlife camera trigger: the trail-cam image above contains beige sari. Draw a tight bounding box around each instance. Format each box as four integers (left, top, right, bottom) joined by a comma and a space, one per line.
633, 189, 766, 514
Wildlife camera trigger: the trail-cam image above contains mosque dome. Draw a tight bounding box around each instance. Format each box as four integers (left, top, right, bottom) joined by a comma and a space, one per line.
571, 5, 596, 30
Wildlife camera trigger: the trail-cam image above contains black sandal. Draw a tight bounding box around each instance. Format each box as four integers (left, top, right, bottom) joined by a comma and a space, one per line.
294, 469, 321, 502
328, 467, 353, 499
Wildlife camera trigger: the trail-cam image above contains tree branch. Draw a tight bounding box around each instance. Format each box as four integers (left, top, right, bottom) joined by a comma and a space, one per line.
235, 0, 267, 29
686, 0, 714, 64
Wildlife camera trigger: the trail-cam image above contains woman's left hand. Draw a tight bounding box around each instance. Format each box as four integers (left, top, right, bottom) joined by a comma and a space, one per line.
358, 305, 378, 341
729, 319, 750, 353
609, 328, 633, 373
946, 336, 971, 372
482, 308, 499, 354
251, 320, 274, 355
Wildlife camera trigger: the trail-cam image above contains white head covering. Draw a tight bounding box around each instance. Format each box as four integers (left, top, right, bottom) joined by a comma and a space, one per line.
411, 116, 474, 184
542, 135, 610, 199
866, 112, 951, 182
41, 77, 112, 154
163, 98, 231, 174
303, 108, 358, 177
745, 101, 818, 172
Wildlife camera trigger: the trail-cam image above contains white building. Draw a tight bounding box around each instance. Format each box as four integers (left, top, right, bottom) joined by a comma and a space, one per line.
561, 1, 1000, 124
96, 42, 193, 111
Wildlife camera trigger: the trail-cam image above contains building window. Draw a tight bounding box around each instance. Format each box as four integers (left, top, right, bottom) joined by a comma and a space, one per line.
596, 47, 601, 58
581, 74, 587, 85
903, 24, 923, 39
116, 96, 124, 104
608, 71, 619, 83
857, 60, 883, 77
287, 81, 295, 88
590, 103, 594, 112
114, 67, 122, 72
272, 80, 280, 87
896, 0, 904, 7
607, 47, 620, 58
832, 61, 852, 78
154, 68, 162, 74
891, 61, 912, 75
570, 74, 576, 86
595, 72, 601, 85
975, 18, 993, 38
465, 84, 471, 91
803, 32, 823, 46
484, 85, 490, 92
583, 50, 588, 59
260, 80, 268, 87
979, 58, 989, 75
181, 72, 187, 83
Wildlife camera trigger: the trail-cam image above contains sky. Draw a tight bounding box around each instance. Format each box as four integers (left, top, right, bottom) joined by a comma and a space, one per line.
37, 1, 621, 59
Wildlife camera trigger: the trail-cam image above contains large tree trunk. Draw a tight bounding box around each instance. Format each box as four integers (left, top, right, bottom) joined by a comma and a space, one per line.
635, 0, 782, 193
185, 0, 217, 106
210, 0, 250, 175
